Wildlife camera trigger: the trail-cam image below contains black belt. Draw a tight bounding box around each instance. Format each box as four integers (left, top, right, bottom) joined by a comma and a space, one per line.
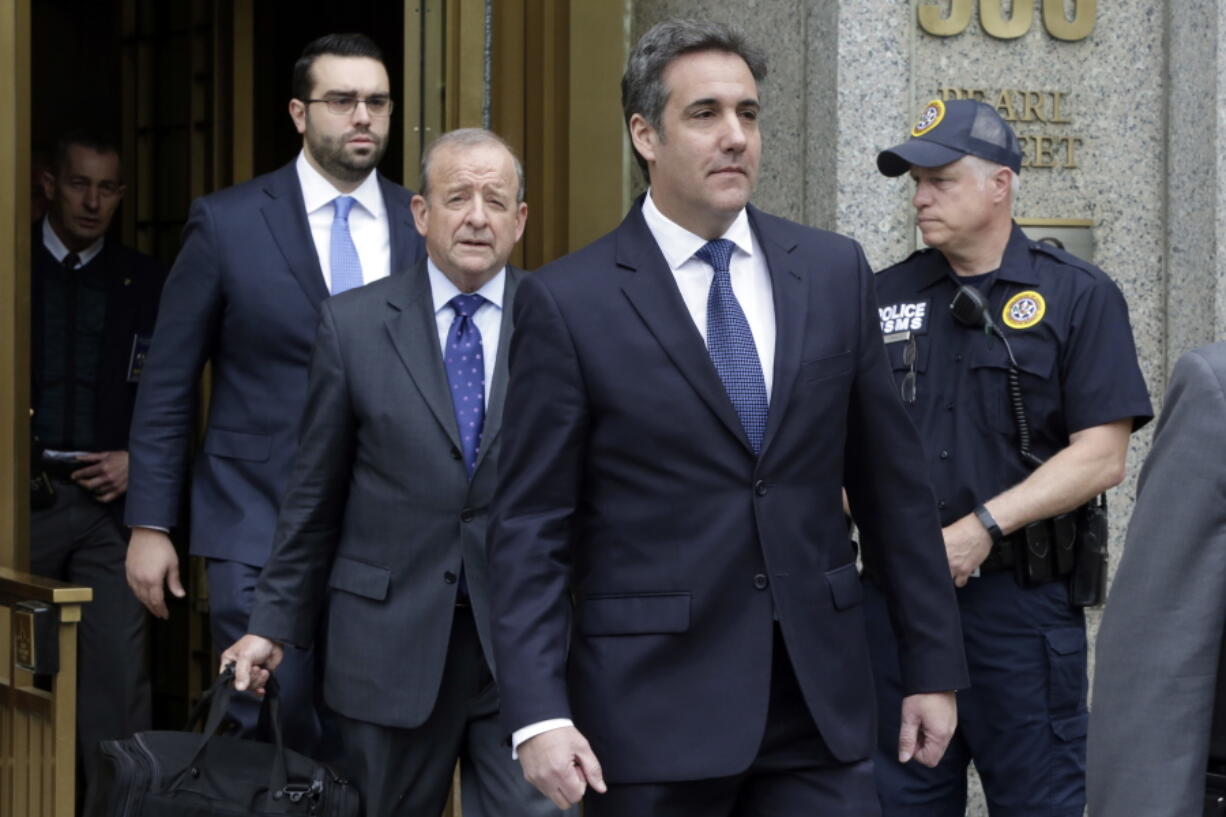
40, 457, 83, 483
979, 531, 1024, 573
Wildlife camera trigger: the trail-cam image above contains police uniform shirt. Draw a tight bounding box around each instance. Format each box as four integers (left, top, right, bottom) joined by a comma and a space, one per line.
873, 222, 1153, 527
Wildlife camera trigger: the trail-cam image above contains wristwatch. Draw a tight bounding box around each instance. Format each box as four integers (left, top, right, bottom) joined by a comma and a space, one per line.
973, 504, 1003, 545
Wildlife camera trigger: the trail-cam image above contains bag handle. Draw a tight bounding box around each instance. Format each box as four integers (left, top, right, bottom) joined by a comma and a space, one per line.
168, 663, 291, 798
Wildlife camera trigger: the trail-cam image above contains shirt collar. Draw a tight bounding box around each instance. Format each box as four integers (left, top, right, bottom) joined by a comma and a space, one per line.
427, 257, 506, 314
641, 189, 754, 271
42, 217, 104, 266
295, 150, 385, 220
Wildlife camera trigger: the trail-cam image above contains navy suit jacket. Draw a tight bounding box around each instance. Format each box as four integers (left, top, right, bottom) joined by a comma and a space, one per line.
126, 160, 424, 564
489, 199, 968, 784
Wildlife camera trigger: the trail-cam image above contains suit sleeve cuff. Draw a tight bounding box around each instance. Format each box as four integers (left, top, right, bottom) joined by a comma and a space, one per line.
511, 719, 574, 759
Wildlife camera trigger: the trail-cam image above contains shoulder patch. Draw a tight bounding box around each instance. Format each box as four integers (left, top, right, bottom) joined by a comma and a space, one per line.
1002, 290, 1046, 330
879, 299, 931, 335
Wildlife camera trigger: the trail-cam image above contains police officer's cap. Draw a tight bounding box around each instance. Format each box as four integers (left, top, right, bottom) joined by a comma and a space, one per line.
877, 99, 1023, 177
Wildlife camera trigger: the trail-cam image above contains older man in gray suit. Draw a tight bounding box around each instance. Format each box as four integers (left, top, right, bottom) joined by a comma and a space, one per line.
1088, 340, 1226, 817
220, 129, 561, 817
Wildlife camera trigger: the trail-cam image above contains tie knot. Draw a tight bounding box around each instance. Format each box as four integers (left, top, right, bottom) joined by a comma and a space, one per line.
62, 252, 81, 270
450, 293, 486, 319
333, 195, 356, 221
695, 239, 736, 274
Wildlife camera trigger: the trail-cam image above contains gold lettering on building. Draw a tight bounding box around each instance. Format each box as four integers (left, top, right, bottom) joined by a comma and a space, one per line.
918, 0, 1095, 41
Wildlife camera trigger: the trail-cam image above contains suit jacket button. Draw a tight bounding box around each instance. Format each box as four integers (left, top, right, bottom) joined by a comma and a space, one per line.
754, 480, 768, 496
753, 573, 769, 590
444, 571, 457, 584
460, 508, 474, 523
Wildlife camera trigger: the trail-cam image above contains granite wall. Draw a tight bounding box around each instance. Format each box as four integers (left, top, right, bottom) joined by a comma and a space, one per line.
628, 1, 1223, 814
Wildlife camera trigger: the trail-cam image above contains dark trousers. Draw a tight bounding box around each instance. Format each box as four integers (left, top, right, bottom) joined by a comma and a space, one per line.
205, 558, 323, 756
586, 626, 881, 817
30, 481, 151, 789
865, 573, 1086, 817
334, 605, 563, 817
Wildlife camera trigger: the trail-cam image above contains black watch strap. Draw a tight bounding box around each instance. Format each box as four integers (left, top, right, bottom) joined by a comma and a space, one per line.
974, 504, 1003, 545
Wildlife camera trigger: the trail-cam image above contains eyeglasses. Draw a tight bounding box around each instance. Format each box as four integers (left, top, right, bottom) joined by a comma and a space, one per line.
305, 95, 394, 117
900, 336, 917, 405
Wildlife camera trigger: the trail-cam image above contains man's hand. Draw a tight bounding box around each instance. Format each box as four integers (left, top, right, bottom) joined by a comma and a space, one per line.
943, 514, 993, 587
126, 527, 185, 619
517, 726, 607, 809
72, 450, 129, 503
220, 635, 283, 696
898, 691, 957, 767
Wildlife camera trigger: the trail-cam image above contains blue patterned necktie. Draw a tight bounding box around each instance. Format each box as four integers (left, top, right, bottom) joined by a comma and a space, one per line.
697, 238, 769, 454
330, 195, 364, 295
444, 293, 487, 476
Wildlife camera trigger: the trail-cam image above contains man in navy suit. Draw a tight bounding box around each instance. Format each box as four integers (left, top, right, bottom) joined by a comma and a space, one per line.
124, 32, 423, 751
489, 19, 969, 816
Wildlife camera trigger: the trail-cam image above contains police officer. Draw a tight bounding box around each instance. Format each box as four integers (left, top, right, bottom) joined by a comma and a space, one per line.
864, 98, 1153, 817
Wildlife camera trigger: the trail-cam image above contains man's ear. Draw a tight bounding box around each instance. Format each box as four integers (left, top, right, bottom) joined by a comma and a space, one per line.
289, 99, 308, 135
991, 168, 1014, 204
410, 194, 429, 238
41, 170, 56, 202
628, 113, 658, 166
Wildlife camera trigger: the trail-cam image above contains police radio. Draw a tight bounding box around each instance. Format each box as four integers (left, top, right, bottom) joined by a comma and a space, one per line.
949, 284, 1044, 469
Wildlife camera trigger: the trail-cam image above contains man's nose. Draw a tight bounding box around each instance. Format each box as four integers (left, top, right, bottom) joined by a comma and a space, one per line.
82, 186, 100, 210
720, 111, 748, 152
351, 100, 373, 126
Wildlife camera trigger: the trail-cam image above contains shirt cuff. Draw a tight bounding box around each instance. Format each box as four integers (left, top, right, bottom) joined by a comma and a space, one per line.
511, 719, 575, 759
133, 525, 171, 534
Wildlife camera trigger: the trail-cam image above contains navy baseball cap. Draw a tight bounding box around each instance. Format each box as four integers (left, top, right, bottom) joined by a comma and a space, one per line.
877, 98, 1023, 177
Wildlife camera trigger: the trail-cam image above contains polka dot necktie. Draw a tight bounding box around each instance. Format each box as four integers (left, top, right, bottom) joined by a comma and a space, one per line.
697, 238, 768, 454
330, 195, 364, 295
444, 293, 487, 477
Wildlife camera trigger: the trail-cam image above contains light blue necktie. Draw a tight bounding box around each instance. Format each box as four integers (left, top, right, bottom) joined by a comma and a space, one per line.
697, 238, 769, 454
330, 195, 364, 295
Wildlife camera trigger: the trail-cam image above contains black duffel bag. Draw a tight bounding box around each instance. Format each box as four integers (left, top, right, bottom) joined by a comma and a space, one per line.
86, 665, 358, 816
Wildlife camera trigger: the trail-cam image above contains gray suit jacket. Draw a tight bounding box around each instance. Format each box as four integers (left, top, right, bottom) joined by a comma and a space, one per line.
247, 259, 520, 729
1088, 341, 1226, 816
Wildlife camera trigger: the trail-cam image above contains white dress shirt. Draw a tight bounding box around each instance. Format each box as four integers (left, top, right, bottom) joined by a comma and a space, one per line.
641, 189, 775, 399
427, 259, 504, 404
43, 217, 104, 266
510, 193, 779, 756
296, 151, 391, 291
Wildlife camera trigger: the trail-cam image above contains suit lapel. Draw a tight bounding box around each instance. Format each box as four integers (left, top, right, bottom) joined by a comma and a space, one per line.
260, 162, 329, 307
617, 203, 754, 454
472, 266, 520, 475
384, 260, 463, 451
750, 206, 807, 458
380, 175, 422, 275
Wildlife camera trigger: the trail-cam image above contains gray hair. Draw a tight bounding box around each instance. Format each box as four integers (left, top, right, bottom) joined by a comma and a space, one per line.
419, 128, 526, 203
621, 19, 768, 177
963, 155, 1021, 198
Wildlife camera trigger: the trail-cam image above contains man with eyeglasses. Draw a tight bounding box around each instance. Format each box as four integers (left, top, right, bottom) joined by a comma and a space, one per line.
30, 130, 160, 795
125, 32, 424, 753
865, 98, 1152, 817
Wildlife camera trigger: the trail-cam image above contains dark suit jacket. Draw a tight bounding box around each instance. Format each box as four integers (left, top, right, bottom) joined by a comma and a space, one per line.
1088, 341, 1226, 817
489, 200, 968, 784
125, 161, 424, 565
245, 261, 520, 728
